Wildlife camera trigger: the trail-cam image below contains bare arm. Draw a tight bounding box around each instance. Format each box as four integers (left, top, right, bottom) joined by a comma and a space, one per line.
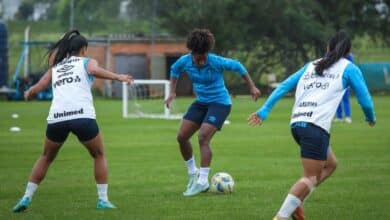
24, 70, 52, 101
242, 73, 261, 101
87, 59, 133, 83
165, 77, 178, 108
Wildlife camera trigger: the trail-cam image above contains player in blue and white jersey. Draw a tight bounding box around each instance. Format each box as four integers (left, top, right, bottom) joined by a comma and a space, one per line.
248, 31, 376, 220
165, 29, 261, 196
12, 30, 133, 212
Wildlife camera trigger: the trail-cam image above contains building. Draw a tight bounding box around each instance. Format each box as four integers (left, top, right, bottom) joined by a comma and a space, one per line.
87, 35, 191, 97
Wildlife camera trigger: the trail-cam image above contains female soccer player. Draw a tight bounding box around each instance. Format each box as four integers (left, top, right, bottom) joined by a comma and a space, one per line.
12, 30, 133, 212
165, 29, 261, 196
248, 31, 376, 220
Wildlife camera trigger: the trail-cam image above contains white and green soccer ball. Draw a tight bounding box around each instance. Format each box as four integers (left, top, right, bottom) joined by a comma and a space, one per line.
210, 172, 234, 193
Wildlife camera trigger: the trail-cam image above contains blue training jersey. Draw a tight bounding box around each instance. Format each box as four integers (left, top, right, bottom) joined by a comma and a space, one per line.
257, 59, 376, 125
170, 53, 247, 105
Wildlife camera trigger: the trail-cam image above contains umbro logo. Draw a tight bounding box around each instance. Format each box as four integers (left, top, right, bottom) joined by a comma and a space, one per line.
57, 65, 74, 73
208, 116, 217, 123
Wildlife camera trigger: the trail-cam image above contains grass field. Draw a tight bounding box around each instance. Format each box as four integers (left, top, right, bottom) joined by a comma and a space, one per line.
0, 96, 389, 220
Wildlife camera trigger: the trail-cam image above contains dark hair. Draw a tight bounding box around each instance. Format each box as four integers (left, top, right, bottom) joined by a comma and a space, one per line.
314, 30, 351, 76
186, 29, 215, 54
48, 29, 88, 66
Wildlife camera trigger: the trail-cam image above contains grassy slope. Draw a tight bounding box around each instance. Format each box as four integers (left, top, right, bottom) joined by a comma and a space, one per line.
0, 96, 389, 219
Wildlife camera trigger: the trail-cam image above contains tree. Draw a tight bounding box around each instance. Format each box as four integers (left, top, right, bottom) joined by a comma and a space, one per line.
130, 0, 390, 84
15, 0, 35, 20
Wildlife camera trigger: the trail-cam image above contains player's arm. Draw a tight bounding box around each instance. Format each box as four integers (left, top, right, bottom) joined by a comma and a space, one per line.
24, 69, 52, 101
165, 57, 184, 108
219, 57, 261, 101
248, 64, 309, 126
87, 59, 133, 83
343, 64, 376, 126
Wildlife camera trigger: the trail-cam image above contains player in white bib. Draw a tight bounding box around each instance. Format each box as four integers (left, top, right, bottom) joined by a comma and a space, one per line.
12, 30, 133, 212
248, 31, 376, 220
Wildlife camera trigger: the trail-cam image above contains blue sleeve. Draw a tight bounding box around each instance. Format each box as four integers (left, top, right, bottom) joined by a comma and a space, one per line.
218, 56, 247, 76
170, 56, 186, 79
83, 58, 90, 73
256, 64, 309, 121
342, 63, 376, 122
83, 58, 94, 83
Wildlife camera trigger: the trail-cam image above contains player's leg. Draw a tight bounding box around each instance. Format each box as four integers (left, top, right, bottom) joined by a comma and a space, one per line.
275, 123, 329, 219
184, 103, 231, 196
343, 89, 352, 123
318, 147, 337, 186
335, 103, 343, 121
275, 159, 325, 220
178, 102, 206, 193
73, 119, 116, 209
13, 122, 68, 213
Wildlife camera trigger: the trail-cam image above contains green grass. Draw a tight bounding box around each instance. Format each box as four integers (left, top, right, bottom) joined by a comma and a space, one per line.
0, 96, 389, 219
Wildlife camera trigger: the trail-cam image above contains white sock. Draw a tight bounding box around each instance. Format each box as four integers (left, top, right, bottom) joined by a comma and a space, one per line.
277, 194, 302, 218
23, 182, 38, 200
97, 184, 108, 202
185, 156, 198, 175
197, 167, 210, 185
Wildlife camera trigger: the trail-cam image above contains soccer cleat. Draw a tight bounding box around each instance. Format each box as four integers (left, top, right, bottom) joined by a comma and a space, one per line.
292, 205, 305, 220
12, 197, 30, 213
183, 171, 199, 194
97, 199, 117, 209
345, 117, 352, 124
183, 182, 209, 196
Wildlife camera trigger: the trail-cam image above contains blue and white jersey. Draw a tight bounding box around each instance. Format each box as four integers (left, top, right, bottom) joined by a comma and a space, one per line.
170, 53, 247, 105
48, 56, 95, 124
257, 57, 375, 132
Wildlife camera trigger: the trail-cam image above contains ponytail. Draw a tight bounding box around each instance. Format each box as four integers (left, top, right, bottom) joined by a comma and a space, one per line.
314, 31, 351, 76
48, 29, 88, 67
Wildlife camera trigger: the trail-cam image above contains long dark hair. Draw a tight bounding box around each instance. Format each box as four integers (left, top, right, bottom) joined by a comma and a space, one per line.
48, 29, 88, 67
314, 31, 351, 76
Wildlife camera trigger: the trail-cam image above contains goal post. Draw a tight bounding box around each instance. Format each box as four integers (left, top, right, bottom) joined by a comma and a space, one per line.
122, 79, 182, 119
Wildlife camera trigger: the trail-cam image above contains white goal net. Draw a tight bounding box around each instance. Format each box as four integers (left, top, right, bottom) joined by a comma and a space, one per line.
122, 80, 182, 119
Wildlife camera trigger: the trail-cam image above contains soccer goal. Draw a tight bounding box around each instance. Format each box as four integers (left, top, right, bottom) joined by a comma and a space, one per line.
122, 79, 182, 119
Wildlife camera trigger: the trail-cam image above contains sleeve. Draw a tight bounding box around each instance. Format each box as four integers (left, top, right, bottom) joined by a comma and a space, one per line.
343, 63, 376, 122
170, 56, 186, 79
256, 63, 309, 121
218, 56, 247, 76
83, 58, 91, 74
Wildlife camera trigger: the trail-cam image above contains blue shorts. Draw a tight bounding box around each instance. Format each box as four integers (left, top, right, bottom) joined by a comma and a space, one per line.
183, 101, 231, 130
291, 122, 330, 160
46, 118, 99, 143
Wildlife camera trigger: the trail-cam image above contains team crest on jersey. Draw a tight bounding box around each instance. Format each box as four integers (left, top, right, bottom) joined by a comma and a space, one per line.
57, 65, 75, 73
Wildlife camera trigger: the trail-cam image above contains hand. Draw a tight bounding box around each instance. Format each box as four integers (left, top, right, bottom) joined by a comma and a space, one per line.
24, 89, 33, 101
247, 112, 263, 126
368, 121, 376, 127
250, 86, 261, 101
164, 93, 176, 109
118, 74, 134, 84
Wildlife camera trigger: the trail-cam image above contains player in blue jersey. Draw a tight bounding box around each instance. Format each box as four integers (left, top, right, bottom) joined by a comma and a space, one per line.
335, 53, 354, 123
165, 29, 261, 196
248, 31, 376, 220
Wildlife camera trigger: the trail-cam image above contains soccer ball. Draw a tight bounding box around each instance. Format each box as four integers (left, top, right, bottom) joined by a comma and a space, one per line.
210, 172, 234, 193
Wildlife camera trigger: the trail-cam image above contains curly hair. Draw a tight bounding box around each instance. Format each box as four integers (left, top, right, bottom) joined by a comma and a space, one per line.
186, 29, 215, 54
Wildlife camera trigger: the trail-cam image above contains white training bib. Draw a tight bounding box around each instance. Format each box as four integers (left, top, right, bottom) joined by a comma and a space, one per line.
47, 56, 95, 124
290, 58, 350, 132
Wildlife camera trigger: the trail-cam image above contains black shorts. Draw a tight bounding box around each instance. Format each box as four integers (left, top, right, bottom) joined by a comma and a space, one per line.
183, 101, 231, 130
46, 118, 99, 143
291, 122, 330, 160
